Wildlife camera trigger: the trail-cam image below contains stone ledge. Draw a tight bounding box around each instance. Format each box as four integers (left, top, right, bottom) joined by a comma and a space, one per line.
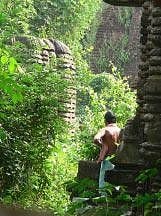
77, 160, 143, 194
103, 0, 145, 7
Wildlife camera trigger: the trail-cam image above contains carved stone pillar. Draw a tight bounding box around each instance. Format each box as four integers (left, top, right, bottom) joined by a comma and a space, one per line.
11, 36, 76, 126
78, 0, 161, 195
139, 1, 161, 193
116, 1, 151, 165
139, 2, 161, 167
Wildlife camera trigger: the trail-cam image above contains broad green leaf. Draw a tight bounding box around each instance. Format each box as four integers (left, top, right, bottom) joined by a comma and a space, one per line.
1, 55, 8, 64
8, 58, 17, 73
0, 13, 7, 25
8, 63, 16, 73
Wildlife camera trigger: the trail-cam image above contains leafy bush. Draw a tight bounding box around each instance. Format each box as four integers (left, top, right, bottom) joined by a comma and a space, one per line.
0, 40, 72, 210
66, 178, 98, 198
0, 1, 139, 215
0, 0, 102, 214
76, 63, 137, 160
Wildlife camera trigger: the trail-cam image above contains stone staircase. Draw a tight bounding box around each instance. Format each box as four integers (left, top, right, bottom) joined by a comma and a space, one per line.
77, 160, 143, 195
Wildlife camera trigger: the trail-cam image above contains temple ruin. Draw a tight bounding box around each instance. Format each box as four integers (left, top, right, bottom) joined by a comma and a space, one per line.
78, 0, 161, 195
11, 36, 76, 125
90, 2, 141, 89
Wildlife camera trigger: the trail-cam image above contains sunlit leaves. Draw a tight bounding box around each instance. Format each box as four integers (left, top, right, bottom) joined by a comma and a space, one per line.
76, 64, 137, 160
0, 49, 23, 105
0, 0, 102, 214
8, 57, 17, 73
135, 168, 158, 183
1, 55, 8, 64
0, 13, 7, 25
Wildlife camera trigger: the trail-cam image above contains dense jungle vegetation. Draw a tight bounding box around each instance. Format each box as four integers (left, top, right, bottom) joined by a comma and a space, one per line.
1, 1, 153, 215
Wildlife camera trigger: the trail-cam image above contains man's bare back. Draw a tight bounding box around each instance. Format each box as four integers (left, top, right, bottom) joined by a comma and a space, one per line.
94, 112, 120, 163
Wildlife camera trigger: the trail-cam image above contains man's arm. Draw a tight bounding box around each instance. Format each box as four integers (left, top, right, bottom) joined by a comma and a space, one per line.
93, 128, 106, 147
97, 145, 109, 163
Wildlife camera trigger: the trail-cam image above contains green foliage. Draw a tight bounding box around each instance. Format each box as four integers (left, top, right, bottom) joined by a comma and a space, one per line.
0, 0, 103, 215
0, 48, 23, 106
0, 42, 73, 213
66, 178, 98, 198
76, 63, 137, 160
68, 172, 161, 216
94, 35, 129, 73
135, 168, 158, 184
117, 8, 133, 29
0, 1, 36, 36
81, 7, 102, 63
30, 0, 101, 44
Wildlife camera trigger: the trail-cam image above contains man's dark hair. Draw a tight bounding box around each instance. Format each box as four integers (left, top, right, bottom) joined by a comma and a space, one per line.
104, 111, 116, 123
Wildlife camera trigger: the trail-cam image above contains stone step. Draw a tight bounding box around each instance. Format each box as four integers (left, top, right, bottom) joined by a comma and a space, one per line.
77, 160, 143, 194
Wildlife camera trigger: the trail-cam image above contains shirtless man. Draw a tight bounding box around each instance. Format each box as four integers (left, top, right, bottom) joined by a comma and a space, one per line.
94, 111, 120, 189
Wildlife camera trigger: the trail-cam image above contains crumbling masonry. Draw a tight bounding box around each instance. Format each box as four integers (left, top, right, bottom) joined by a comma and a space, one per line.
11, 36, 76, 125
78, 0, 161, 195
107, 0, 161, 192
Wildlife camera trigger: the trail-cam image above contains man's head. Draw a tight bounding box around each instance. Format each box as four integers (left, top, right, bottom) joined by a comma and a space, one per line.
104, 110, 116, 124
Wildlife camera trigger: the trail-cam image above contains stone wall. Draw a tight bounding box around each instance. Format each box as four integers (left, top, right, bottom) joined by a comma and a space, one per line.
103, 0, 146, 7
124, 7, 142, 88
116, 0, 161, 193
90, 3, 125, 73
89, 3, 141, 88
78, 0, 161, 196
139, 1, 161, 167
0, 205, 52, 216
118, 0, 161, 167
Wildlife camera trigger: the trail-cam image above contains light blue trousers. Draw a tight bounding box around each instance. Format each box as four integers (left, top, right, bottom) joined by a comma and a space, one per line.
99, 160, 115, 189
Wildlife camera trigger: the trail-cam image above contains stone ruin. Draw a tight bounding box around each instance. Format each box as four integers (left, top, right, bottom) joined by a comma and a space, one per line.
78, 0, 161, 196
11, 36, 76, 126
90, 2, 142, 89
0, 204, 53, 216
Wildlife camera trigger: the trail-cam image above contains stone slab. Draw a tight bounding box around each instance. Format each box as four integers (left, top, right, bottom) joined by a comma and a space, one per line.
103, 0, 145, 7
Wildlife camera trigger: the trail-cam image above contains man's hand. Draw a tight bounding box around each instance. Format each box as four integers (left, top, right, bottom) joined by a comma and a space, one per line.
96, 158, 103, 164
94, 138, 102, 147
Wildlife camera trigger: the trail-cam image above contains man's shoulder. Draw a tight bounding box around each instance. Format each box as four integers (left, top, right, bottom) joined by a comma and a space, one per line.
105, 125, 121, 133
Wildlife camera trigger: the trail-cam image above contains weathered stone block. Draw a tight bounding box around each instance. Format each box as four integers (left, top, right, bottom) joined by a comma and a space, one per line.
106, 164, 142, 185
144, 75, 161, 94
103, 0, 145, 7
139, 62, 149, 70
77, 160, 100, 181
140, 35, 148, 45
141, 16, 151, 26
153, 0, 161, 7
150, 27, 161, 35
140, 54, 148, 62
141, 45, 148, 54
144, 95, 161, 102
143, 113, 154, 121
149, 35, 161, 46
149, 48, 161, 56
139, 143, 161, 162
146, 41, 153, 50
152, 7, 161, 17
152, 17, 161, 26
149, 66, 161, 75
140, 142, 161, 150
140, 27, 148, 35
144, 103, 161, 113
144, 120, 161, 142
137, 87, 145, 98
77, 161, 143, 196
